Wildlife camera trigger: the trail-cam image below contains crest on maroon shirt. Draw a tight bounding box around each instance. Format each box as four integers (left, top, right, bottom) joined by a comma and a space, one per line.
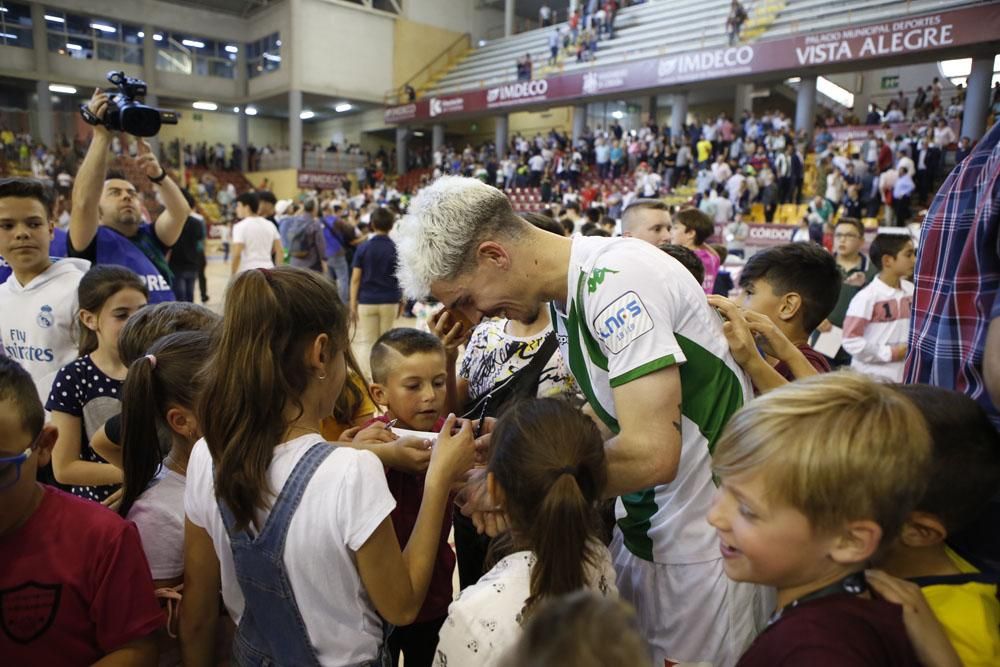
0, 581, 61, 644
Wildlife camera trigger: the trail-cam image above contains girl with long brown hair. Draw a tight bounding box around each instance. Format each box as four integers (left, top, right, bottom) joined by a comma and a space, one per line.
180, 266, 475, 666
434, 397, 618, 665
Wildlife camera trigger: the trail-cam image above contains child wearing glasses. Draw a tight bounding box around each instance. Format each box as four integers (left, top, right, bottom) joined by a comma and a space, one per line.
0, 357, 162, 665
812, 218, 878, 367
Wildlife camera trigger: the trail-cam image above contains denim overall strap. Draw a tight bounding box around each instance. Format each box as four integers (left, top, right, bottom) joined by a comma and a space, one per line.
218, 442, 335, 667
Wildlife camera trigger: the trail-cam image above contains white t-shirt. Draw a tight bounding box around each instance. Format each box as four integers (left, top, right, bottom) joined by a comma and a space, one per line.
128, 466, 186, 580
232, 216, 280, 272
434, 548, 618, 666
549, 237, 752, 564
184, 436, 396, 665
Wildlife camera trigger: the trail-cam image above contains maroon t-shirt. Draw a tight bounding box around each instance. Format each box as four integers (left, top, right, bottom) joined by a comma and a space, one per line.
738, 594, 920, 666
0, 486, 163, 663
773, 343, 832, 382
368, 415, 455, 623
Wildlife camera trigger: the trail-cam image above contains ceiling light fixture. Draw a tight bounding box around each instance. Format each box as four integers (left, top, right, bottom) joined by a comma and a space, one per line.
192, 101, 218, 111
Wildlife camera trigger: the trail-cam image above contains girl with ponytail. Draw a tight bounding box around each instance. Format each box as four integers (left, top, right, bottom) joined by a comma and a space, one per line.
180, 266, 476, 666
118, 330, 212, 664
434, 398, 618, 666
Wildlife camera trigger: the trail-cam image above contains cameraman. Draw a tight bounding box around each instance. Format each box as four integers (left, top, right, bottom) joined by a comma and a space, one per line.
69, 88, 190, 303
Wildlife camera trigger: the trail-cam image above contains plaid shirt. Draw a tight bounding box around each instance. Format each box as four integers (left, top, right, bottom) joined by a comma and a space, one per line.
905, 120, 1000, 429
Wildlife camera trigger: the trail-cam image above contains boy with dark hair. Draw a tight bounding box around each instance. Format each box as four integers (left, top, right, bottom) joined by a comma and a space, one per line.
670, 207, 720, 294
710, 243, 841, 393
0, 177, 91, 402
0, 357, 162, 664
231, 191, 282, 274
815, 217, 877, 366
368, 328, 453, 667
843, 233, 916, 382
881, 384, 1000, 667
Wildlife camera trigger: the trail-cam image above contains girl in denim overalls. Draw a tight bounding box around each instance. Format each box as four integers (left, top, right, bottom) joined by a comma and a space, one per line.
180, 266, 476, 666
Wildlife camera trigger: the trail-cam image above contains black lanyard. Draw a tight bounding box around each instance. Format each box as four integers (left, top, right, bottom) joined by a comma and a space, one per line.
766, 571, 868, 628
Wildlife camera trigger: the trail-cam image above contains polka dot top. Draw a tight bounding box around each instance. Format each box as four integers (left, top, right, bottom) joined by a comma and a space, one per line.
45, 355, 122, 503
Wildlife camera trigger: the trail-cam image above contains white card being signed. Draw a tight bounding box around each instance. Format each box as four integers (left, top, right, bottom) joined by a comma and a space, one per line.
389, 427, 438, 443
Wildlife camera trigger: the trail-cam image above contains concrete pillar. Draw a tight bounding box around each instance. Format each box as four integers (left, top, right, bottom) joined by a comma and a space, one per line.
734, 83, 752, 121
670, 92, 689, 141
35, 80, 54, 148
961, 56, 994, 141
238, 111, 249, 172
648, 95, 658, 125
141, 24, 158, 87
795, 76, 817, 140
30, 3, 53, 147
432, 123, 445, 157
495, 115, 509, 158
289, 89, 303, 170
572, 104, 586, 143
505, 0, 516, 37
395, 126, 408, 175
236, 42, 249, 171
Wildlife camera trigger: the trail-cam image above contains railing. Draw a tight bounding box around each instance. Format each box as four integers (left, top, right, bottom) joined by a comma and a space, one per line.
255, 150, 367, 172
384, 32, 471, 105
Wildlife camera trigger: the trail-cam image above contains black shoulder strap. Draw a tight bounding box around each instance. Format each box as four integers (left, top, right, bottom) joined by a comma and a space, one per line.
461, 331, 559, 420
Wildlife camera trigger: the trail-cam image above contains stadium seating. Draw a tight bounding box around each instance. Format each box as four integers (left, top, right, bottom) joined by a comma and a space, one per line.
427, 0, 976, 97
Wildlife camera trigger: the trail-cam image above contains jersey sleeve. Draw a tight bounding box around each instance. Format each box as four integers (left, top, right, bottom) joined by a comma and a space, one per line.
583, 249, 686, 388
90, 521, 164, 653
231, 222, 245, 244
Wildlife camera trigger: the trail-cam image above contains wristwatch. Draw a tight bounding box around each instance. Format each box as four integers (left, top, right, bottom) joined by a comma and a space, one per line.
149, 169, 168, 184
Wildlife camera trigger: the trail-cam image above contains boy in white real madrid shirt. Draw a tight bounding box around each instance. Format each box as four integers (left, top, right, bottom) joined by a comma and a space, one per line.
0, 178, 90, 403
393, 177, 771, 667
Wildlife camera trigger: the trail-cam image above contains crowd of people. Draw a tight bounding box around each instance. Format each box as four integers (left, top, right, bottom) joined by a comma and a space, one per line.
1, 76, 999, 667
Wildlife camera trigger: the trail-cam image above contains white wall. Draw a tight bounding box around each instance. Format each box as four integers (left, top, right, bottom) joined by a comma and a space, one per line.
295, 0, 394, 103
404, 0, 506, 43
303, 107, 388, 147
825, 62, 960, 114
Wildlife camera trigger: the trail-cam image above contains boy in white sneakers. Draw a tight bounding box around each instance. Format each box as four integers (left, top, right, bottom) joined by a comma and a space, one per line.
0, 178, 90, 401
842, 233, 916, 382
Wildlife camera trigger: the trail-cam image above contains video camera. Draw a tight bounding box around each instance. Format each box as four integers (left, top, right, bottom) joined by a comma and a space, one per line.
79, 71, 178, 137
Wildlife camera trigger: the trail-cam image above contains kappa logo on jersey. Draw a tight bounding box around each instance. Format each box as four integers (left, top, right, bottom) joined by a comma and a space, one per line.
594, 291, 653, 354
587, 267, 619, 293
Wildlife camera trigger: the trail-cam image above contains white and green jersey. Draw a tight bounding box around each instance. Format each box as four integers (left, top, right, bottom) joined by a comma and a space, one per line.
550, 236, 752, 564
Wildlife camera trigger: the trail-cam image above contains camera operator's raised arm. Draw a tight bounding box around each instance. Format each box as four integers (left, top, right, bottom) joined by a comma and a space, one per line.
69, 88, 111, 252
136, 138, 189, 247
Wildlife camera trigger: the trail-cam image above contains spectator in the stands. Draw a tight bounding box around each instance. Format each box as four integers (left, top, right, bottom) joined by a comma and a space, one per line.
539, 2, 553, 27
548, 29, 561, 64
70, 88, 191, 304
727, 0, 748, 45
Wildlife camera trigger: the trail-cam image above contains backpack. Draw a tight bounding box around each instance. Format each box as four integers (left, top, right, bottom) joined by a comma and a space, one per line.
288, 217, 317, 259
